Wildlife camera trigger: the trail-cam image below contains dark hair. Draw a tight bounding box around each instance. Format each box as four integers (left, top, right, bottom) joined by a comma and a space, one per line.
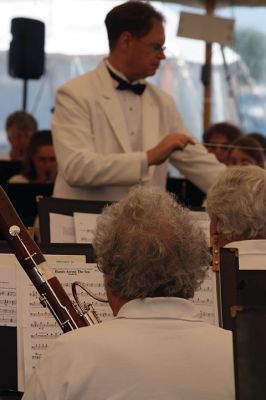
105, 1, 164, 51
203, 122, 243, 144
248, 132, 266, 155
21, 130, 53, 180
5, 110, 38, 133
229, 135, 264, 166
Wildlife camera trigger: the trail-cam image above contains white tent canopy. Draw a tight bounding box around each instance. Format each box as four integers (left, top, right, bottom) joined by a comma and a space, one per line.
0, 0, 240, 62
157, 0, 266, 7
0, 0, 265, 145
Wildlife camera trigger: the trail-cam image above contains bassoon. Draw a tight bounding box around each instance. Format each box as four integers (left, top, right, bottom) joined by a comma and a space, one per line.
0, 186, 100, 333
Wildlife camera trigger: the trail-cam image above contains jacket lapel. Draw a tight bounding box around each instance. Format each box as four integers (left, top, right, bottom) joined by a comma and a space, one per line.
95, 61, 160, 155
96, 61, 132, 152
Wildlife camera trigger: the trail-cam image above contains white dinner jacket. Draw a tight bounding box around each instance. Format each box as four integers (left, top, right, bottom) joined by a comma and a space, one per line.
52, 60, 225, 201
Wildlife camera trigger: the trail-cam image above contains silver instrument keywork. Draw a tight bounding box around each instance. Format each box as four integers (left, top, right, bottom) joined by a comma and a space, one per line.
0, 186, 104, 333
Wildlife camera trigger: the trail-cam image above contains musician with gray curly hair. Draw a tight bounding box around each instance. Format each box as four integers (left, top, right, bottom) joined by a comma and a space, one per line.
206, 165, 266, 269
94, 186, 208, 306
22, 187, 234, 400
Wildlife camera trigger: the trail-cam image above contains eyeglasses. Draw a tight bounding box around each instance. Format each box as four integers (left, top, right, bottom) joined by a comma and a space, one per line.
147, 43, 166, 53
138, 40, 166, 54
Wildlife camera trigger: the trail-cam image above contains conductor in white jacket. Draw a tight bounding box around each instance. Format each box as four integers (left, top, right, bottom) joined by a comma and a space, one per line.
52, 1, 225, 201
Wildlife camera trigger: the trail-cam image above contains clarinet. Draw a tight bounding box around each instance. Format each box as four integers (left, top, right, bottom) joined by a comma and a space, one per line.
0, 186, 99, 333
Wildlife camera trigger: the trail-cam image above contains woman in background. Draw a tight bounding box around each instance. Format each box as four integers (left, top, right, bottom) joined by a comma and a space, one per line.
9, 130, 57, 183
203, 122, 243, 164
228, 135, 264, 168
247, 132, 266, 166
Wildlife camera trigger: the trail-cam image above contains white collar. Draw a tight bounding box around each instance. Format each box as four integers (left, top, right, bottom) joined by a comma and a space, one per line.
105, 58, 145, 85
116, 297, 203, 322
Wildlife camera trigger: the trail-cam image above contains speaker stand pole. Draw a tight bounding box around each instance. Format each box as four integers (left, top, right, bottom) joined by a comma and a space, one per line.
22, 79, 28, 111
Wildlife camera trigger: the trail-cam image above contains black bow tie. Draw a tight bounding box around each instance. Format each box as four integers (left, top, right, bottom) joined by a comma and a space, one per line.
107, 67, 146, 95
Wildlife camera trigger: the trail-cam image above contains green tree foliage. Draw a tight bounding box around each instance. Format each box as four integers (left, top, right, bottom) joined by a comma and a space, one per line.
230, 28, 266, 82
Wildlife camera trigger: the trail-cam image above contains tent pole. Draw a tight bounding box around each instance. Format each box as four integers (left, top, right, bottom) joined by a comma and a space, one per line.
203, 0, 216, 131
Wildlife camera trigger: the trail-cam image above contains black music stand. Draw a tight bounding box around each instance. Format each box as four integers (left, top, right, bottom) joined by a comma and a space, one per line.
0, 327, 18, 395
0, 161, 22, 184
0, 242, 95, 397
0, 183, 53, 228
218, 247, 266, 331
166, 177, 205, 208
216, 247, 239, 331
37, 197, 112, 244
217, 248, 266, 399
233, 306, 266, 400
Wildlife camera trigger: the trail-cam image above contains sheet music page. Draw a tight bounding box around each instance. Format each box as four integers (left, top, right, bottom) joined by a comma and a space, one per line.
190, 267, 219, 326
188, 211, 218, 325
16, 267, 29, 391
188, 211, 210, 244
73, 212, 99, 243
0, 254, 17, 327
49, 213, 76, 243
17, 254, 86, 391
19, 256, 112, 391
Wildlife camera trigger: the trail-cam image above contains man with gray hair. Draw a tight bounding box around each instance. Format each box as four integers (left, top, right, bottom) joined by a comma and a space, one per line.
206, 165, 266, 269
23, 187, 234, 400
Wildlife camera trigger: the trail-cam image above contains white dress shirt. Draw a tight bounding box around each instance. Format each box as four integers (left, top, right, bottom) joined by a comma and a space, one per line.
22, 297, 235, 400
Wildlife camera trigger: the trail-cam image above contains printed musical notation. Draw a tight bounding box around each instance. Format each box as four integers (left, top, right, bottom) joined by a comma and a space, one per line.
49, 213, 76, 243
20, 256, 112, 390
49, 212, 99, 243
0, 255, 17, 327
31, 343, 48, 351
186, 212, 218, 325
0, 298, 16, 306
190, 267, 219, 325
73, 212, 99, 243
188, 211, 210, 243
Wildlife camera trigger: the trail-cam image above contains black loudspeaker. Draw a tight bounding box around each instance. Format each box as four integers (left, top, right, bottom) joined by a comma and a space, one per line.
8, 17, 45, 80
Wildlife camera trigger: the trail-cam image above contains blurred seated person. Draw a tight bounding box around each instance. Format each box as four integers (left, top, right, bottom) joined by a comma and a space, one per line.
9, 130, 57, 184
206, 166, 266, 269
1, 110, 38, 160
247, 132, 266, 166
228, 135, 264, 168
203, 122, 243, 164
22, 187, 234, 400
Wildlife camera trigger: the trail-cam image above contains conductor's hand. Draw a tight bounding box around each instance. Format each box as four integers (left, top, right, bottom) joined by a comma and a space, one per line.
147, 133, 196, 166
